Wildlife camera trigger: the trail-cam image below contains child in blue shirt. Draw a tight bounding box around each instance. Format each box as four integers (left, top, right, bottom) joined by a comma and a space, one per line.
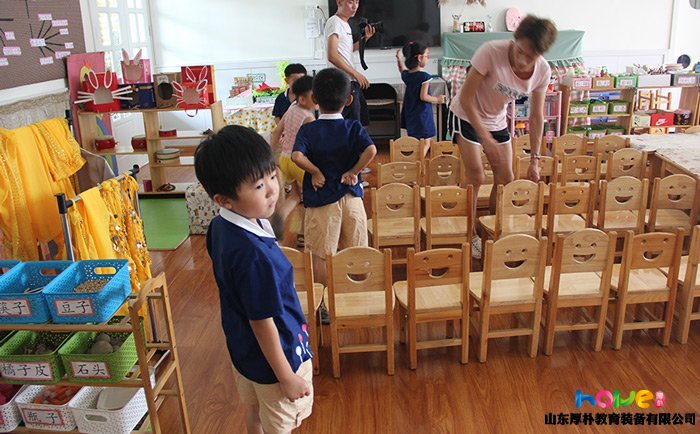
272, 63, 307, 124
397, 41, 446, 157
292, 68, 377, 284
195, 125, 313, 433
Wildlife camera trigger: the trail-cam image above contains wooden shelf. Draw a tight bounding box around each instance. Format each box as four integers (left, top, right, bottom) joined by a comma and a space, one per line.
150, 157, 195, 168
567, 113, 632, 119
79, 104, 221, 115
91, 148, 149, 156
147, 130, 208, 141
139, 182, 194, 196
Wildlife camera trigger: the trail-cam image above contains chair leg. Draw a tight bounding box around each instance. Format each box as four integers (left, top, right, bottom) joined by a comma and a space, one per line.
331, 324, 341, 378
398, 306, 407, 345
612, 297, 628, 350
661, 299, 675, 346
460, 315, 469, 364
529, 300, 543, 358
478, 309, 490, 363
676, 285, 693, 344
309, 319, 320, 375
593, 303, 608, 352
543, 297, 558, 356
408, 314, 418, 370
386, 315, 395, 376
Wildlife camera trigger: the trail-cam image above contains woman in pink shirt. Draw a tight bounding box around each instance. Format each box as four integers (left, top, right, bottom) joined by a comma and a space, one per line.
449, 15, 557, 258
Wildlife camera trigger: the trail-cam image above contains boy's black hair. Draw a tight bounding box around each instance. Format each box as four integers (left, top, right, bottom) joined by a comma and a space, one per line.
284, 63, 307, 77
402, 41, 428, 70
194, 125, 276, 200
312, 68, 350, 112
291, 75, 313, 98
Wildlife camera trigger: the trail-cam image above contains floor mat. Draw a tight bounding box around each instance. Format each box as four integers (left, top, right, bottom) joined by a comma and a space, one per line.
139, 198, 189, 250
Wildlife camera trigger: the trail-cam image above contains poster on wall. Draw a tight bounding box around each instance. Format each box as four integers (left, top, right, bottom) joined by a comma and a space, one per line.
0, 0, 86, 90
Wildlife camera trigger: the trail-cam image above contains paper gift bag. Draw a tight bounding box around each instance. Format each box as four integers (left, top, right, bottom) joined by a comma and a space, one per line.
75, 70, 132, 113
154, 72, 181, 108
120, 49, 152, 84
118, 82, 156, 109
181, 65, 216, 104
173, 66, 210, 110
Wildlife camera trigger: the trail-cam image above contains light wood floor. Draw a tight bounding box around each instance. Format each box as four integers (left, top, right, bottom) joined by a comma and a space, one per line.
148, 151, 700, 434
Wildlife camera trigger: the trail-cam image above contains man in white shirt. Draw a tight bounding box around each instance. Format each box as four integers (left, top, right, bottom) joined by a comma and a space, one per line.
324, 0, 375, 126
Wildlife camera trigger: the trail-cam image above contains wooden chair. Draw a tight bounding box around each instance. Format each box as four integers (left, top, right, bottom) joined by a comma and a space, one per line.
542, 229, 616, 355
469, 234, 548, 362
326, 247, 394, 378
512, 134, 532, 160
674, 225, 700, 343
280, 247, 324, 374
390, 136, 423, 163
609, 229, 684, 349
593, 177, 648, 234
593, 135, 629, 162
367, 183, 420, 264
377, 161, 421, 188
477, 180, 545, 240
424, 154, 461, 187
685, 125, 700, 134
476, 149, 495, 209
646, 174, 697, 233
515, 155, 558, 184
552, 134, 587, 159
421, 185, 473, 250
606, 148, 648, 181
393, 244, 469, 369
545, 183, 595, 250
431, 140, 460, 159
560, 154, 602, 186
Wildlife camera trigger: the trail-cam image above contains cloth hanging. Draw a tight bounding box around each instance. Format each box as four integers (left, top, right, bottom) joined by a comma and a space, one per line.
77, 149, 115, 193
31, 118, 85, 182
70, 186, 117, 260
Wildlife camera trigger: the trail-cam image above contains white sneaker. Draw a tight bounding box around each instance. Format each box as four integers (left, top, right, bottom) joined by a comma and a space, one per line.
360, 167, 371, 174
361, 181, 370, 188
471, 235, 482, 259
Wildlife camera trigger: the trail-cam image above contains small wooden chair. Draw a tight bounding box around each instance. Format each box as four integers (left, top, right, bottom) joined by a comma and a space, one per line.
515, 155, 558, 184
280, 247, 324, 374
560, 154, 602, 186
593, 177, 648, 234
393, 244, 469, 369
545, 183, 595, 247
390, 136, 423, 162
646, 174, 697, 233
431, 140, 461, 159
326, 247, 394, 378
425, 154, 461, 187
606, 148, 648, 181
421, 186, 473, 250
476, 150, 495, 209
552, 134, 587, 159
377, 161, 421, 187
593, 135, 629, 161
512, 134, 532, 160
469, 234, 548, 362
542, 229, 616, 354
674, 225, 700, 343
477, 180, 545, 240
367, 183, 420, 264
609, 229, 685, 349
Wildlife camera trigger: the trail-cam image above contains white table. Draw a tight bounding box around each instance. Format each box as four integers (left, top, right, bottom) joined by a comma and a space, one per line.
625, 133, 700, 178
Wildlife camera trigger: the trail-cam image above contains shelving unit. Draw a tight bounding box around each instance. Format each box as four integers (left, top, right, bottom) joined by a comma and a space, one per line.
559, 85, 635, 138
507, 91, 562, 145
77, 102, 225, 197
630, 85, 700, 134
0, 272, 190, 434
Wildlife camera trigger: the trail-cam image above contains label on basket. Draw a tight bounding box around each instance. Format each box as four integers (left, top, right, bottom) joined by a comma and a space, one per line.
70, 361, 111, 378
0, 298, 32, 317
54, 299, 94, 316
0, 362, 54, 381
20, 408, 65, 427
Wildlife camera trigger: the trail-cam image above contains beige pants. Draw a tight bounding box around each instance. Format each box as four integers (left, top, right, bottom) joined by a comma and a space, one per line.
304, 194, 368, 258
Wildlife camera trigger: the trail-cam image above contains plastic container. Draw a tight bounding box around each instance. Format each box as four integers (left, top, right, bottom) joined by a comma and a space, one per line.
567, 126, 590, 138
0, 261, 20, 277
588, 126, 607, 140
608, 101, 630, 115
606, 126, 626, 135
588, 100, 608, 115
15, 385, 80, 431
614, 75, 638, 88
0, 385, 27, 432
42, 260, 131, 324
70, 386, 149, 434
569, 101, 589, 116
591, 76, 614, 89
0, 331, 72, 384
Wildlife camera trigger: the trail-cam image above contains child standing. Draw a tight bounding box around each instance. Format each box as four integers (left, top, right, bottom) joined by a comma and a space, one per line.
270, 75, 316, 246
291, 68, 377, 284
397, 41, 446, 157
195, 125, 313, 434
273, 63, 308, 124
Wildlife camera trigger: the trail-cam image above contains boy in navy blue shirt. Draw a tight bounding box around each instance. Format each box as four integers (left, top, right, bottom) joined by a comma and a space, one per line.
292, 68, 377, 284
195, 125, 313, 433
272, 63, 307, 124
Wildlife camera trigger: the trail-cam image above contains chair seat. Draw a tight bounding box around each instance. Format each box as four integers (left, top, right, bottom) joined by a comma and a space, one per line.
645, 209, 692, 230
593, 210, 640, 230
330, 290, 395, 319
478, 214, 538, 237
477, 184, 493, 201
660, 257, 700, 286
541, 267, 602, 297
469, 272, 535, 304
420, 216, 469, 237
606, 264, 671, 293
298, 283, 324, 317
543, 214, 587, 233
393, 281, 462, 314
367, 217, 416, 240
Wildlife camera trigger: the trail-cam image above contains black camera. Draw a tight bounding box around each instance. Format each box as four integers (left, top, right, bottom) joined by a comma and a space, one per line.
359, 18, 384, 34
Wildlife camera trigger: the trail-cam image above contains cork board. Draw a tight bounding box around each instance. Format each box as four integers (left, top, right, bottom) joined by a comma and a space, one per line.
0, 0, 86, 90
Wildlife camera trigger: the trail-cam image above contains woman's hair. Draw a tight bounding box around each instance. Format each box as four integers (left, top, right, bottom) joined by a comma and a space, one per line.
402, 41, 428, 70
514, 15, 557, 54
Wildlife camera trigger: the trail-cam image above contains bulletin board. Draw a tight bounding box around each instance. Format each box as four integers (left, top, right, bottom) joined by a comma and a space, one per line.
0, 0, 86, 90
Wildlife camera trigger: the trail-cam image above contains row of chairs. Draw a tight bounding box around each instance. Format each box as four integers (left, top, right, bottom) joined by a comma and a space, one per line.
283, 226, 700, 376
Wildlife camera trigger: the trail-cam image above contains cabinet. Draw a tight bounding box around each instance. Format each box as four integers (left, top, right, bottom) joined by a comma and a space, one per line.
78, 102, 225, 196
630, 85, 700, 134
507, 91, 561, 145
0, 272, 190, 434
560, 85, 635, 140
364, 84, 400, 142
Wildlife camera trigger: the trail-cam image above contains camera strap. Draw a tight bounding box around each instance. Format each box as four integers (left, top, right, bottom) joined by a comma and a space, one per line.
359, 36, 369, 71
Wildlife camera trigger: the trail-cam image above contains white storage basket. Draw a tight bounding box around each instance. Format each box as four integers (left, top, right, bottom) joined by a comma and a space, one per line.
70, 386, 148, 434
0, 385, 27, 433
15, 385, 79, 431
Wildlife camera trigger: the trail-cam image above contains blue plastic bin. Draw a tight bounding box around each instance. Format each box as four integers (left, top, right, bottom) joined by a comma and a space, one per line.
0, 260, 20, 276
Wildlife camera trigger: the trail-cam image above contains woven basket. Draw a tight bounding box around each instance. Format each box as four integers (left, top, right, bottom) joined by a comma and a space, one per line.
58, 317, 140, 383
70, 386, 148, 434
0, 260, 20, 276
0, 331, 72, 384
0, 385, 27, 433
42, 260, 131, 324
14, 385, 79, 431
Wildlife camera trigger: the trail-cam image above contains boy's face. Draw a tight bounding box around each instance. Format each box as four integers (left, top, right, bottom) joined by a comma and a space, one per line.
286, 73, 306, 90
296, 92, 316, 111
220, 170, 279, 220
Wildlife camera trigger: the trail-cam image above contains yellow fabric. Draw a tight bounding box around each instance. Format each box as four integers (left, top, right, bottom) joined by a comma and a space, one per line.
0, 129, 37, 260
31, 118, 85, 182
76, 187, 117, 260
67, 204, 98, 261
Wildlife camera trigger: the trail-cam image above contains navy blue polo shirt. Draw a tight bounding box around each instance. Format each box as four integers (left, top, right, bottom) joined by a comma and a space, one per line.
401, 70, 436, 139
206, 208, 311, 384
293, 113, 374, 208
272, 90, 292, 119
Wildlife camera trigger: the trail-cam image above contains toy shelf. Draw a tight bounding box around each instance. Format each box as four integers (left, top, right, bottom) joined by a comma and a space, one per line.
559, 85, 635, 136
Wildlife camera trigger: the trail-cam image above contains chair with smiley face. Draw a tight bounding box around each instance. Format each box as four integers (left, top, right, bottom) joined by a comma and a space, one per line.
605, 148, 648, 181
367, 183, 420, 265
468, 234, 547, 362
673, 225, 700, 344
477, 180, 545, 241
593, 176, 649, 235
541, 229, 617, 355
646, 174, 698, 233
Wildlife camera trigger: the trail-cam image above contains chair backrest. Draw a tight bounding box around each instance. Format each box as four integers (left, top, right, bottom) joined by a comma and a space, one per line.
390, 137, 422, 162
650, 174, 697, 212
515, 155, 558, 183
513, 134, 532, 159
425, 155, 461, 186
279, 247, 316, 314
549, 182, 595, 216
408, 245, 468, 290
326, 247, 392, 295
606, 148, 647, 180
594, 135, 629, 161
599, 176, 648, 213
495, 180, 545, 238
425, 185, 472, 219
552, 134, 586, 158
484, 234, 547, 281
377, 161, 421, 187
371, 183, 419, 220
553, 229, 616, 274
364, 83, 398, 100
561, 154, 602, 184
686, 225, 700, 288
431, 140, 461, 159
621, 229, 684, 272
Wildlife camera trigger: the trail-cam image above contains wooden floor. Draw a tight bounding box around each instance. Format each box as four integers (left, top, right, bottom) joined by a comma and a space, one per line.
148, 149, 700, 434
